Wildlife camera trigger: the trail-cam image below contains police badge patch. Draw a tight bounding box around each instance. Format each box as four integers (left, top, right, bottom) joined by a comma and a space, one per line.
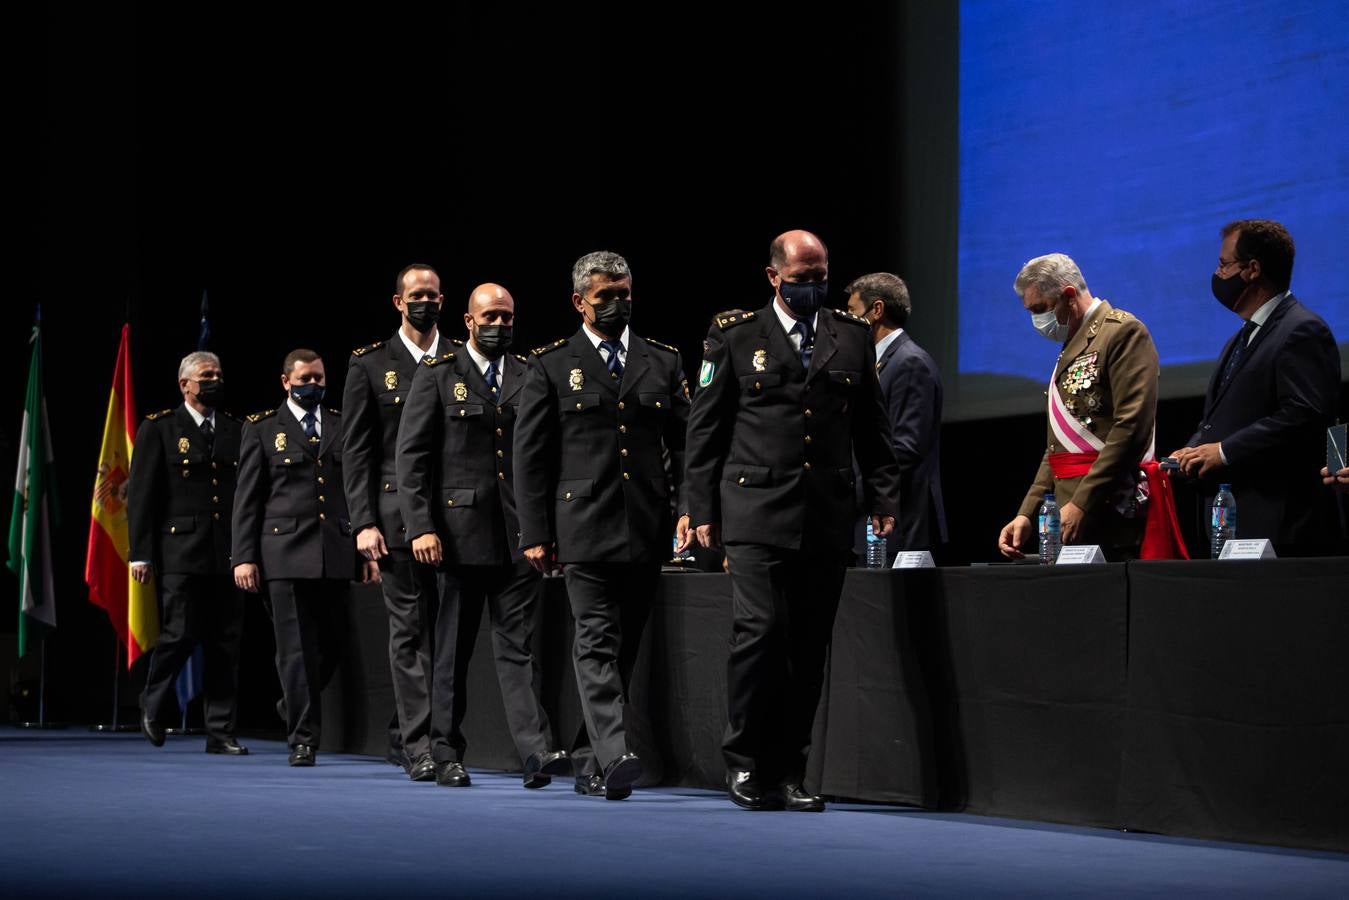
275, 432, 287, 452
178, 436, 190, 454
569, 369, 584, 392
384, 371, 398, 391
699, 360, 715, 387
454, 382, 469, 402
752, 349, 767, 372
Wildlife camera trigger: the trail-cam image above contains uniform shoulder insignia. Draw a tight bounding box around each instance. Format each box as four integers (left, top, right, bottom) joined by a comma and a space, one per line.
513, 353, 529, 364
532, 338, 568, 356
644, 338, 679, 354
424, 351, 456, 367
714, 309, 756, 329
450, 338, 465, 346
1105, 308, 1133, 322
351, 340, 385, 357
831, 308, 870, 327
327, 407, 341, 416
217, 410, 239, 421
245, 409, 277, 424
144, 408, 175, 421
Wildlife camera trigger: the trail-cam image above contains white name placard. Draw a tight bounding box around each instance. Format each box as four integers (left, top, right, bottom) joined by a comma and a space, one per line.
1056, 545, 1106, 565
1217, 539, 1276, 560
892, 551, 936, 569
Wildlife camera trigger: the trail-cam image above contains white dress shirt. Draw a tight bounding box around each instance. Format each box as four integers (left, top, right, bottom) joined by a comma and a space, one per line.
582, 322, 630, 368
399, 325, 440, 363
287, 397, 322, 437
465, 339, 505, 395
772, 298, 819, 353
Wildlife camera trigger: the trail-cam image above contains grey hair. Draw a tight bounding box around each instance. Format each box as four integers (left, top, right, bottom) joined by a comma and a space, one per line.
178, 351, 222, 381
1013, 253, 1088, 298
571, 250, 631, 296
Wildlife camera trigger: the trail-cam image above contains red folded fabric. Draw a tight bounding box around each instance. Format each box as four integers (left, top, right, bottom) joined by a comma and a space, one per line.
1048, 452, 1097, 480
1139, 460, 1190, 560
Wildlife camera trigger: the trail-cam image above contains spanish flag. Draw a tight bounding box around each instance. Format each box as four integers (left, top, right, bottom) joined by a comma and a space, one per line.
85, 324, 158, 665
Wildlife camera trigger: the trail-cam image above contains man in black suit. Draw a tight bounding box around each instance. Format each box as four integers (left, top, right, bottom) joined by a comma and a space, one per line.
232, 349, 375, 765
685, 230, 901, 812
397, 282, 571, 789
845, 272, 946, 555
130, 351, 247, 755
1171, 219, 1341, 555
341, 263, 455, 782
514, 250, 691, 801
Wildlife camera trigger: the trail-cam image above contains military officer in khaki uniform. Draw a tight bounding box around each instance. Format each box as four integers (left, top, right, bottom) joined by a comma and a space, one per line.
997, 253, 1159, 559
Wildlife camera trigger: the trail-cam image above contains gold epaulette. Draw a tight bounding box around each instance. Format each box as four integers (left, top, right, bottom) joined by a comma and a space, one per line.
352, 341, 385, 357
245, 409, 277, 423
423, 352, 457, 367
145, 408, 175, 421
532, 338, 568, 356
326, 407, 340, 416
1105, 308, 1133, 322
714, 310, 756, 329
644, 337, 679, 355
512, 353, 529, 364
831, 308, 870, 327
450, 338, 465, 346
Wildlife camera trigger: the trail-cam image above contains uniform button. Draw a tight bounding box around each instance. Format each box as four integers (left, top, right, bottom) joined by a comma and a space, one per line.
655, 401, 662, 408
318, 476, 326, 485
622, 472, 630, 480
803, 462, 812, 471
447, 499, 455, 507
496, 407, 503, 414
284, 457, 292, 464
394, 396, 402, 405
804, 408, 813, 417
212, 496, 220, 504
804, 435, 812, 445
576, 402, 583, 410
495, 428, 503, 437
212, 462, 219, 470
497, 472, 505, 480
212, 478, 219, 486
319, 512, 326, 520
754, 381, 762, 390
318, 495, 325, 502
460, 409, 467, 417
738, 476, 746, 485
272, 527, 280, 534
618, 402, 625, 410
620, 449, 629, 457
619, 425, 627, 434
213, 512, 220, 521
181, 459, 189, 466
496, 450, 504, 458
564, 491, 572, 500
181, 471, 189, 479
316, 460, 323, 467
845, 377, 852, 385
169, 526, 177, 534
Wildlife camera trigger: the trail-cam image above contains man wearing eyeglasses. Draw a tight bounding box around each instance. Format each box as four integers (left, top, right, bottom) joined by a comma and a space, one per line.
1170, 219, 1341, 555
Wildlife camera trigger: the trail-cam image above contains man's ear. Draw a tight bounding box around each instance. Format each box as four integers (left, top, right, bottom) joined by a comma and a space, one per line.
1245, 258, 1262, 283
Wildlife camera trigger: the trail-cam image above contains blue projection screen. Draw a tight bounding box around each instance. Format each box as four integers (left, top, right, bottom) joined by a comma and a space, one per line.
956, 0, 1348, 419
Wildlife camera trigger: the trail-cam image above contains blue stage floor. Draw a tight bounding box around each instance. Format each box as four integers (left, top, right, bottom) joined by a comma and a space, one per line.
1, 728, 1344, 898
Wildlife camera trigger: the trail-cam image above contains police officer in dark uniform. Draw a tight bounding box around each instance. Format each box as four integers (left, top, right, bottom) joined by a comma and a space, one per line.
397, 282, 571, 789
232, 349, 374, 766
514, 251, 691, 801
685, 230, 900, 812
131, 351, 247, 755
341, 263, 454, 782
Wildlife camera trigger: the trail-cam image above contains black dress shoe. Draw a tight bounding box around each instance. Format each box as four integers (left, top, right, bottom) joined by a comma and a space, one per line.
140, 709, 165, 748
602, 753, 642, 801
409, 753, 436, 782
205, 737, 249, 755
780, 783, 825, 812
435, 761, 471, 787
524, 749, 572, 786
574, 774, 606, 796
288, 744, 316, 767
727, 769, 780, 811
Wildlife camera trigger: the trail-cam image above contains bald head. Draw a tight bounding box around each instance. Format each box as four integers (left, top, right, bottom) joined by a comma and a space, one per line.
465, 283, 516, 359
769, 230, 829, 270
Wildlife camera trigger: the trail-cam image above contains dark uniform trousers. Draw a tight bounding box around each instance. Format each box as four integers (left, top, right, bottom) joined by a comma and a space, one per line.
562, 563, 657, 776
341, 333, 455, 763
398, 347, 558, 767
267, 578, 349, 748
129, 405, 246, 740
513, 328, 690, 779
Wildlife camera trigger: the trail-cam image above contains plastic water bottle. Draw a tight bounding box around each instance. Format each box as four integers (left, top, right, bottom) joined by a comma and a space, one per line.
1038, 492, 1061, 565
1210, 484, 1237, 558
865, 520, 887, 568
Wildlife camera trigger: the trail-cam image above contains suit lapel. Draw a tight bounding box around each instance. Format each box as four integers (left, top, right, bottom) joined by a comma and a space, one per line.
276, 407, 315, 458
500, 355, 527, 404
1207, 294, 1294, 411
173, 406, 204, 458
876, 332, 910, 374
805, 313, 837, 384
762, 307, 801, 376
571, 328, 619, 396
618, 335, 652, 399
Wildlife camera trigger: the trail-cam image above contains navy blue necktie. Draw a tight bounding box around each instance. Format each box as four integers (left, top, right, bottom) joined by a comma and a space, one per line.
793, 319, 815, 370
200, 416, 214, 454
600, 340, 624, 380
1220, 321, 1257, 388
302, 410, 319, 442
485, 359, 499, 394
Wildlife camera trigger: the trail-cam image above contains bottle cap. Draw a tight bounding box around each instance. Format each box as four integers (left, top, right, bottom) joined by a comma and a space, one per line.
1043, 492, 1055, 500
1218, 483, 1231, 491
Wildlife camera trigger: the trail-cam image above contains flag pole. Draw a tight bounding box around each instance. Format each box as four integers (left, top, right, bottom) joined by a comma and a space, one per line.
89, 631, 135, 732
17, 634, 65, 729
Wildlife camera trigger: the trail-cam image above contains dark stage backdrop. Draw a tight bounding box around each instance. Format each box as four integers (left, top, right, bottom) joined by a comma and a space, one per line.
13, 5, 1349, 727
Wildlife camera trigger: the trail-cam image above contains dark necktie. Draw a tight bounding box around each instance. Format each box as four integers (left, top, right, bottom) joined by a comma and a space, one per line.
200, 417, 214, 455
793, 319, 815, 370
1220, 320, 1257, 388
600, 340, 624, 380
302, 409, 319, 443
485, 359, 499, 394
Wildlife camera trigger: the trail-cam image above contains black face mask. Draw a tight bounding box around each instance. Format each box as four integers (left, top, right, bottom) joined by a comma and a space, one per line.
289, 382, 325, 411
404, 300, 441, 332
1210, 270, 1247, 311
473, 324, 513, 358
591, 298, 632, 334
194, 379, 225, 408
779, 279, 828, 317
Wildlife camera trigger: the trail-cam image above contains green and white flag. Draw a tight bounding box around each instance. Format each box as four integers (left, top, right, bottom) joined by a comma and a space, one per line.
7, 319, 58, 656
